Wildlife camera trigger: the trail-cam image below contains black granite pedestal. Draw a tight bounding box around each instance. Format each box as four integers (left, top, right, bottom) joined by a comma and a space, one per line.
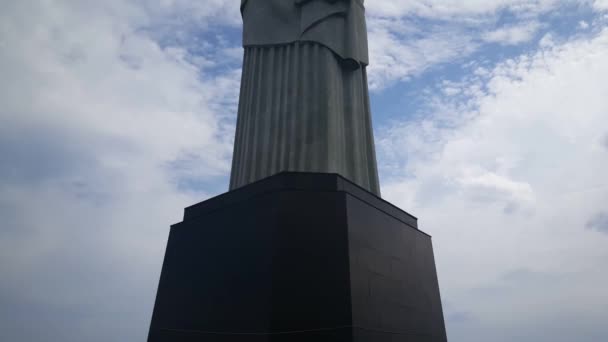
148, 172, 447, 342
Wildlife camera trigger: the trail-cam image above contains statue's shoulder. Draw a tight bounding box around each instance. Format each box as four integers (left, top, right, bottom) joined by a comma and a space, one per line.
299, 0, 349, 33
241, 0, 301, 47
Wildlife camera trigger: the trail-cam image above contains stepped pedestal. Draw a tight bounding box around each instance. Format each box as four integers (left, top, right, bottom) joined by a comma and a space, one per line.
148, 172, 447, 342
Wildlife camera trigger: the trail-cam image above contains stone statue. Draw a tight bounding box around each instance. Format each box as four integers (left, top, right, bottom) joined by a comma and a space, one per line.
230, 0, 381, 195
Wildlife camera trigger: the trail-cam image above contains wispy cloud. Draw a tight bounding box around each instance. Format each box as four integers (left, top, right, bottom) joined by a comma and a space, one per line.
0, 1, 240, 341
367, 0, 563, 20
378, 26, 608, 342
367, 18, 479, 89
483, 21, 542, 45
593, 0, 608, 11
364, 1, 571, 89
587, 212, 608, 233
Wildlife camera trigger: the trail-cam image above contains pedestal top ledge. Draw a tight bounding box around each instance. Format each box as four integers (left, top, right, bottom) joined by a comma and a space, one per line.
182, 172, 421, 232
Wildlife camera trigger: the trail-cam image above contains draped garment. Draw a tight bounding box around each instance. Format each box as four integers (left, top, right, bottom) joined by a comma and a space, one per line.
230, 0, 380, 195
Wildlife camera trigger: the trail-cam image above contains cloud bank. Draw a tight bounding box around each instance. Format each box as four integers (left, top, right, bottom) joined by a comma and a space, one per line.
379, 25, 608, 342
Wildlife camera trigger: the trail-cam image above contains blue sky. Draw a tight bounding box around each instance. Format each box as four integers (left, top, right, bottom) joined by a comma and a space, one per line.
1, 1, 608, 341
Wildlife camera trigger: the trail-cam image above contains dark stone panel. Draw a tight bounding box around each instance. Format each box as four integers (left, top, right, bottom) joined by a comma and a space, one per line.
358, 246, 393, 275
183, 172, 342, 220
150, 194, 279, 335
267, 190, 352, 332
148, 173, 445, 342
352, 327, 439, 342
184, 172, 418, 229
346, 194, 447, 341
151, 327, 354, 342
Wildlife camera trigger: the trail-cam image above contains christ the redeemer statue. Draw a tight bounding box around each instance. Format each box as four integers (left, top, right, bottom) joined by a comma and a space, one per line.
148, 2, 448, 340
230, 0, 381, 196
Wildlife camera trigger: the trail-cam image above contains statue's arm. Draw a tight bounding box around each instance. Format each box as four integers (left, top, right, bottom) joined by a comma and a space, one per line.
241, 0, 345, 13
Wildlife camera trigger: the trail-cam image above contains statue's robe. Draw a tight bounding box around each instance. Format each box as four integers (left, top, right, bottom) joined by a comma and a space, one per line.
241, 0, 368, 68
230, 0, 381, 195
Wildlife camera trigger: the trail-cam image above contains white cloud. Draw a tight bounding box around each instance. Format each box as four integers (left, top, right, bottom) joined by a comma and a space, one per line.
594, 0, 608, 11
483, 21, 541, 45
0, 1, 240, 341
539, 32, 556, 47
367, 0, 562, 20
364, 0, 565, 89
379, 28, 608, 341
365, 0, 608, 89
367, 18, 479, 89
587, 211, 608, 233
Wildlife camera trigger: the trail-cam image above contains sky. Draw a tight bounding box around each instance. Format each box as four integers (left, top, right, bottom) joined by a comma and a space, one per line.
1, 0, 608, 341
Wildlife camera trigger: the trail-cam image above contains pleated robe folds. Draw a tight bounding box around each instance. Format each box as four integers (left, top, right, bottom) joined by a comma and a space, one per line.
230, 0, 380, 196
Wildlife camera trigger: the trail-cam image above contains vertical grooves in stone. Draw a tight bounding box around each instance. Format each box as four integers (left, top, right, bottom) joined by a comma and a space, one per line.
333, 53, 346, 176
288, 43, 300, 170
258, 48, 275, 179
230, 47, 255, 188
356, 68, 368, 190
242, 48, 261, 185
308, 43, 319, 172
342, 67, 355, 183
297, 43, 309, 171
362, 70, 381, 195
278, 44, 291, 172
254, 47, 267, 182
230, 43, 381, 196
269, 47, 285, 175
317, 45, 329, 172
229, 50, 246, 188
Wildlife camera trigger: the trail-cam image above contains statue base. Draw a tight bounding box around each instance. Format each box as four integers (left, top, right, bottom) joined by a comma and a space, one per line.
147, 172, 447, 342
